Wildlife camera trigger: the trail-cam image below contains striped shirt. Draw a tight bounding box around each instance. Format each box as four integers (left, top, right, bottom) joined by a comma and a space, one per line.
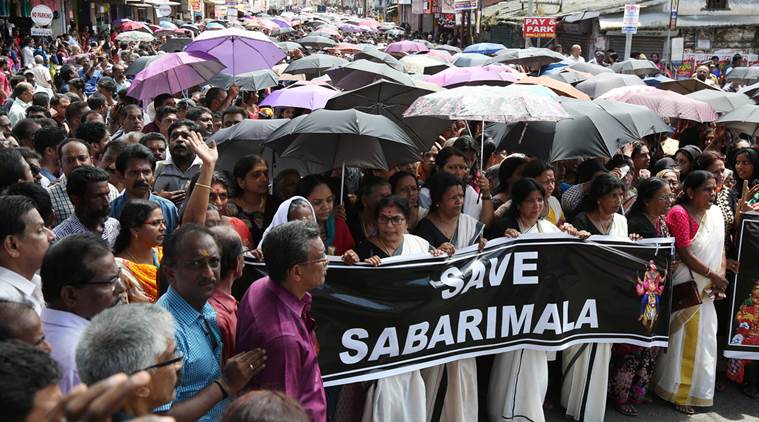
52, 214, 120, 247
48, 175, 120, 223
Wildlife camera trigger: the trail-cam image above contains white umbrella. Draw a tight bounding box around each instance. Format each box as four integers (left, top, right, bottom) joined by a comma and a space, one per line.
116, 31, 155, 42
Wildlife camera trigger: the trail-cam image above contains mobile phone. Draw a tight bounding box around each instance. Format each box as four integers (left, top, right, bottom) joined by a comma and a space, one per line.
618, 165, 630, 179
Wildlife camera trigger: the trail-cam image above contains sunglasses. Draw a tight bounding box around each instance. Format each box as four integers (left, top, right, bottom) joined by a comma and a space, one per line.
131, 350, 184, 374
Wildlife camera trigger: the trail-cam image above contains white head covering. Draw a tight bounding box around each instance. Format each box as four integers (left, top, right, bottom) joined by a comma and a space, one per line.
257, 196, 317, 248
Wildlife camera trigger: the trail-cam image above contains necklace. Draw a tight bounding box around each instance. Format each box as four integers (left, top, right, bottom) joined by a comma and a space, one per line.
376, 237, 400, 256
589, 212, 613, 235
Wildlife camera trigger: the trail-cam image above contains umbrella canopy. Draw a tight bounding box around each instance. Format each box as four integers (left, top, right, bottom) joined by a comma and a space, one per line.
160, 38, 192, 53
658, 78, 718, 95
516, 76, 590, 100
424, 65, 519, 88
643, 74, 674, 87
726, 67, 759, 82
340, 23, 364, 33
487, 48, 565, 68
544, 69, 591, 85
326, 79, 451, 151
159, 21, 178, 30
399, 55, 450, 75
685, 90, 753, 114
738, 81, 759, 99
259, 84, 337, 110
386, 29, 405, 37
611, 59, 660, 76
285, 54, 348, 77
404, 84, 569, 123
308, 30, 340, 39
576, 72, 646, 98
463, 42, 506, 55
125, 55, 159, 77
568, 61, 614, 75
120, 21, 151, 32
185, 28, 284, 75
210, 118, 290, 144
716, 104, 759, 136
354, 48, 404, 72
425, 49, 453, 63
208, 69, 279, 91
333, 42, 362, 53
434, 45, 462, 54
298, 35, 337, 49
277, 41, 303, 53
384, 40, 429, 55
116, 31, 154, 42
413, 39, 435, 49
327, 60, 414, 90
452, 53, 491, 67
495, 98, 669, 162
265, 109, 420, 170
206, 22, 225, 30
127, 51, 225, 101
597, 86, 718, 122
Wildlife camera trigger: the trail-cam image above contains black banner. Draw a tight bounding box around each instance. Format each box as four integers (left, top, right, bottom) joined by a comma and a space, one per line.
725, 212, 759, 361
246, 234, 674, 387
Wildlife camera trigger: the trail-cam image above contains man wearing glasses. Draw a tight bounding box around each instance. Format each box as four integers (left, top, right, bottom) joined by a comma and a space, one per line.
237, 220, 328, 422
156, 224, 265, 421
40, 233, 126, 394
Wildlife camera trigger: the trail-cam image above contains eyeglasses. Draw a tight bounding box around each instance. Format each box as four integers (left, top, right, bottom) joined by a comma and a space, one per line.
296, 255, 329, 266
33, 335, 47, 347
657, 194, 675, 201
132, 350, 184, 374
67, 269, 122, 290
143, 218, 165, 227
378, 215, 406, 226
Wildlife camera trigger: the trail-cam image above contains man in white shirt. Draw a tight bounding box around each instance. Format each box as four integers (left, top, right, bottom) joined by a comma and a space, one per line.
30, 55, 53, 96
562, 44, 586, 64
8, 82, 34, 127
0, 195, 56, 315
21, 37, 35, 68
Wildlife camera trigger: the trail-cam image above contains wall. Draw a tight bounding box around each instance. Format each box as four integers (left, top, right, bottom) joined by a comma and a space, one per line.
679, 26, 758, 52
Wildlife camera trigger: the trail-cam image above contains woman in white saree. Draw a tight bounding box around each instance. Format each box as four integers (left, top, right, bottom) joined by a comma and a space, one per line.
652, 170, 729, 415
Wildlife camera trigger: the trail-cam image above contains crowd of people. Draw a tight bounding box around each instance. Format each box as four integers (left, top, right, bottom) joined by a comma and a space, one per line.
0, 10, 757, 422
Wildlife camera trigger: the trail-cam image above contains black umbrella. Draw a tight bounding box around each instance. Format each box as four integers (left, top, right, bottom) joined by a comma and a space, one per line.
325, 79, 450, 151
284, 54, 348, 77
209, 119, 291, 173
486, 48, 565, 68
297, 35, 337, 49
208, 69, 279, 91
327, 60, 414, 90
125, 55, 159, 77
492, 99, 669, 162
354, 48, 404, 72
159, 38, 192, 53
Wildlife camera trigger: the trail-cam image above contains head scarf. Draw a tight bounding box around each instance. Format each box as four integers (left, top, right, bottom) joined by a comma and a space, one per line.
257, 195, 316, 248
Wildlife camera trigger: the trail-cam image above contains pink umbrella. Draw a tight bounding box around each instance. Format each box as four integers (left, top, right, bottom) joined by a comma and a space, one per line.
424, 66, 520, 88
425, 49, 453, 63
384, 40, 429, 55
596, 86, 718, 122
259, 85, 337, 110
127, 52, 225, 102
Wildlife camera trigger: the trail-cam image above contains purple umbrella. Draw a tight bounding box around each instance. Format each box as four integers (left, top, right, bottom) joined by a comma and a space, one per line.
270, 18, 292, 28
259, 85, 337, 110
424, 65, 520, 88
185, 27, 285, 75
127, 51, 225, 102
340, 23, 363, 33
384, 40, 429, 55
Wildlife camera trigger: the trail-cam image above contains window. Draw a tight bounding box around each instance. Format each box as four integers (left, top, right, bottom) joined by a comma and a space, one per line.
704, 0, 729, 10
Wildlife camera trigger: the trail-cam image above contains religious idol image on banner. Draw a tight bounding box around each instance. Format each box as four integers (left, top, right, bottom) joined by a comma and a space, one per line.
726, 213, 759, 371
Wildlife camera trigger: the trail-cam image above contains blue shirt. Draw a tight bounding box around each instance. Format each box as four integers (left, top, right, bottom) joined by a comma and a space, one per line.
156, 287, 229, 421
110, 193, 179, 234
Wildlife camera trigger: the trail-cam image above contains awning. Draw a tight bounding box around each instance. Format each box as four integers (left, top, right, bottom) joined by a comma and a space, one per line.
600, 11, 759, 29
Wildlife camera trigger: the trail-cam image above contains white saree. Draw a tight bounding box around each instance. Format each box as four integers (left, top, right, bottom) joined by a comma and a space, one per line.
561, 214, 627, 422
489, 219, 559, 422
420, 214, 482, 422
653, 205, 724, 407
362, 234, 431, 422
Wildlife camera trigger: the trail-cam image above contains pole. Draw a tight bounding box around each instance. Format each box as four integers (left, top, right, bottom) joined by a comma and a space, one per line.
524, 0, 533, 48
340, 162, 345, 206
624, 32, 632, 60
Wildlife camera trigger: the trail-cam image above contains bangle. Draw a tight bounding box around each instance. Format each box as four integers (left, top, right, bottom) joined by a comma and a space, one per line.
195, 183, 212, 190
214, 380, 229, 399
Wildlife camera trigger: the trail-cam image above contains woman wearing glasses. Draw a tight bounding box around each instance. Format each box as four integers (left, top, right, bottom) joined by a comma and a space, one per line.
389, 171, 427, 230
114, 199, 166, 303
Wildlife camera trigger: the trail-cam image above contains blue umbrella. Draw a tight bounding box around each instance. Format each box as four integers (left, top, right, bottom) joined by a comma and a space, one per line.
540, 62, 568, 75
159, 21, 178, 30
463, 42, 506, 55
643, 74, 674, 87
452, 53, 490, 67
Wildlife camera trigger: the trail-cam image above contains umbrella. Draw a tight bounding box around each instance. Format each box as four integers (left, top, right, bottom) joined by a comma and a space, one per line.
159, 21, 178, 30
180, 24, 199, 33
611, 59, 660, 76
265, 109, 421, 171
568, 61, 614, 75
120, 21, 151, 32
327, 60, 414, 90
206, 22, 225, 30
285, 54, 348, 77
271, 18, 292, 28
413, 39, 435, 49
576, 72, 646, 98
540, 62, 568, 75
127, 51, 225, 101
386, 29, 405, 37
208, 69, 279, 91
463, 42, 506, 55
259, 84, 337, 110
340, 23, 364, 33
423, 65, 519, 88
308, 30, 340, 39
643, 74, 674, 87
726, 67, 759, 82
686, 90, 754, 114
185, 28, 285, 75
160, 38, 192, 52
425, 49, 453, 63
494, 98, 669, 162
544, 69, 591, 85
399, 55, 450, 75
384, 40, 429, 55
326, 79, 451, 151
738, 81, 759, 99
297, 35, 337, 49
125, 55, 159, 77
487, 48, 565, 68
597, 86, 719, 122
516, 76, 590, 100
716, 104, 759, 136
116, 31, 154, 42
452, 53, 491, 67
354, 48, 404, 72
434, 45, 462, 54
211, 119, 291, 173
333, 42, 362, 53
658, 78, 719, 95
277, 41, 303, 53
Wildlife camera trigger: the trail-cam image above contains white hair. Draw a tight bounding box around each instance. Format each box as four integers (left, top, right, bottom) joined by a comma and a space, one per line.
75, 303, 175, 384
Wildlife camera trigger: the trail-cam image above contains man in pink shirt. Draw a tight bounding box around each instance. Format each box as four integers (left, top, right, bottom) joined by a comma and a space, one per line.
236, 220, 327, 422
208, 225, 242, 364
